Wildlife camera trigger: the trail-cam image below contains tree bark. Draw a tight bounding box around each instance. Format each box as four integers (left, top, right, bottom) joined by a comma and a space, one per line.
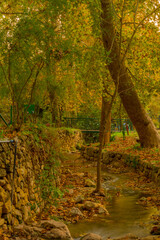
99, 97, 111, 146
96, 97, 111, 193
100, 0, 160, 148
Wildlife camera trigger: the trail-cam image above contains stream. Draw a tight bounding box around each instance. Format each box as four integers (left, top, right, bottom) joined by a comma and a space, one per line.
68, 169, 158, 239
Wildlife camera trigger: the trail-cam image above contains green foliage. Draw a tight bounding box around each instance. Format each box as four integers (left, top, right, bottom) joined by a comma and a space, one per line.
83, 132, 99, 144
110, 134, 116, 142
65, 184, 74, 189
154, 148, 159, 153
0, 130, 4, 139
30, 203, 37, 211
124, 154, 139, 169
35, 151, 63, 210
132, 156, 139, 169
132, 143, 142, 151
0, 0, 160, 132
124, 154, 132, 165
50, 215, 60, 221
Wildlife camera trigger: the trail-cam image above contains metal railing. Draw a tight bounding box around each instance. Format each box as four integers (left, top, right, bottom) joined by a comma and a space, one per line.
63, 117, 133, 132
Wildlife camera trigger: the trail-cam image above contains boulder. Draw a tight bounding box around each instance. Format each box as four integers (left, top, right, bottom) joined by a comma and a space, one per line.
40, 220, 73, 239
83, 201, 97, 210
44, 228, 72, 239
98, 206, 109, 215
80, 233, 102, 240
75, 195, 84, 203
14, 220, 73, 239
14, 224, 35, 236
70, 207, 83, 217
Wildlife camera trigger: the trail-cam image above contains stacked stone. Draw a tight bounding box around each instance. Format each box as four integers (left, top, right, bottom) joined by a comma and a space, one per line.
0, 129, 83, 230
81, 146, 160, 185
0, 135, 47, 229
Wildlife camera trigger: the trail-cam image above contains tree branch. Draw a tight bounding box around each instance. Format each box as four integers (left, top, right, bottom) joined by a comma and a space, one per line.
17, 64, 37, 102
122, 5, 160, 62
27, 59, 44, 109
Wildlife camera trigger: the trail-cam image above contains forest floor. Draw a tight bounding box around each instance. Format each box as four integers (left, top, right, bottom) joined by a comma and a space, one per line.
37, 139, 160, 224
103, 135, 160, 168
1, 134, 160, 239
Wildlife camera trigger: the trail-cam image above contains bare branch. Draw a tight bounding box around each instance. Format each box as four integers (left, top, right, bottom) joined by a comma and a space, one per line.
17, 64, 37, 102
103, 84, 114, 97
19, 59, 44, 129
27, 59, 44, 108
127, 67, 139, 82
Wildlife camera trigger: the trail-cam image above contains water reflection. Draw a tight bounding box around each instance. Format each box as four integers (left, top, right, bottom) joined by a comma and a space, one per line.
68, 173, 157, 239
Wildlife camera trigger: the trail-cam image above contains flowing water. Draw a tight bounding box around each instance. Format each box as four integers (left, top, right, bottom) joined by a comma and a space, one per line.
68, 170, 158, 239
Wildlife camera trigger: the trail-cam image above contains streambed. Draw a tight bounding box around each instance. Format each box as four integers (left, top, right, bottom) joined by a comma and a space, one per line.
68, 169, 158, 239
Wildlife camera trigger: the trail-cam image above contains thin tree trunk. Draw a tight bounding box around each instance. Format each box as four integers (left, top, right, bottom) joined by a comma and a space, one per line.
99, 97, 111, 146
100, 0, 160, 148
96, 85, 118, 193
118, 101, 122, 131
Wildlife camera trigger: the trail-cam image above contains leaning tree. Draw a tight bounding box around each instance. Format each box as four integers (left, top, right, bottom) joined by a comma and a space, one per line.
100, 0, 160, 148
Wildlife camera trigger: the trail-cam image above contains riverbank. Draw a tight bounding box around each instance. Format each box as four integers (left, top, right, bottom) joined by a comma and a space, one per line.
39, 151, 160, 239
1, 150, 160, 239
0, 129, 160, 239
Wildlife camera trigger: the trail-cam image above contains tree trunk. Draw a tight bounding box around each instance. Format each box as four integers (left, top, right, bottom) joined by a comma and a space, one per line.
99, 97, 111, 146
100, 0, 160, 148
96, 97, 111, 193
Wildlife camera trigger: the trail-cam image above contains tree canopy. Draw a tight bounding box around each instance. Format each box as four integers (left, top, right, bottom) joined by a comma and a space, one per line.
0, 0, 160, 139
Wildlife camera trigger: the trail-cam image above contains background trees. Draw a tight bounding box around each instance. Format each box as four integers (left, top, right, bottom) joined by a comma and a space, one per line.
0, 0, 160, 143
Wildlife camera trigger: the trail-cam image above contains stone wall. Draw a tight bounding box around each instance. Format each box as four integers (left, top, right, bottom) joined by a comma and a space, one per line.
0, 128, 82, 230
81, 146, 160, 185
